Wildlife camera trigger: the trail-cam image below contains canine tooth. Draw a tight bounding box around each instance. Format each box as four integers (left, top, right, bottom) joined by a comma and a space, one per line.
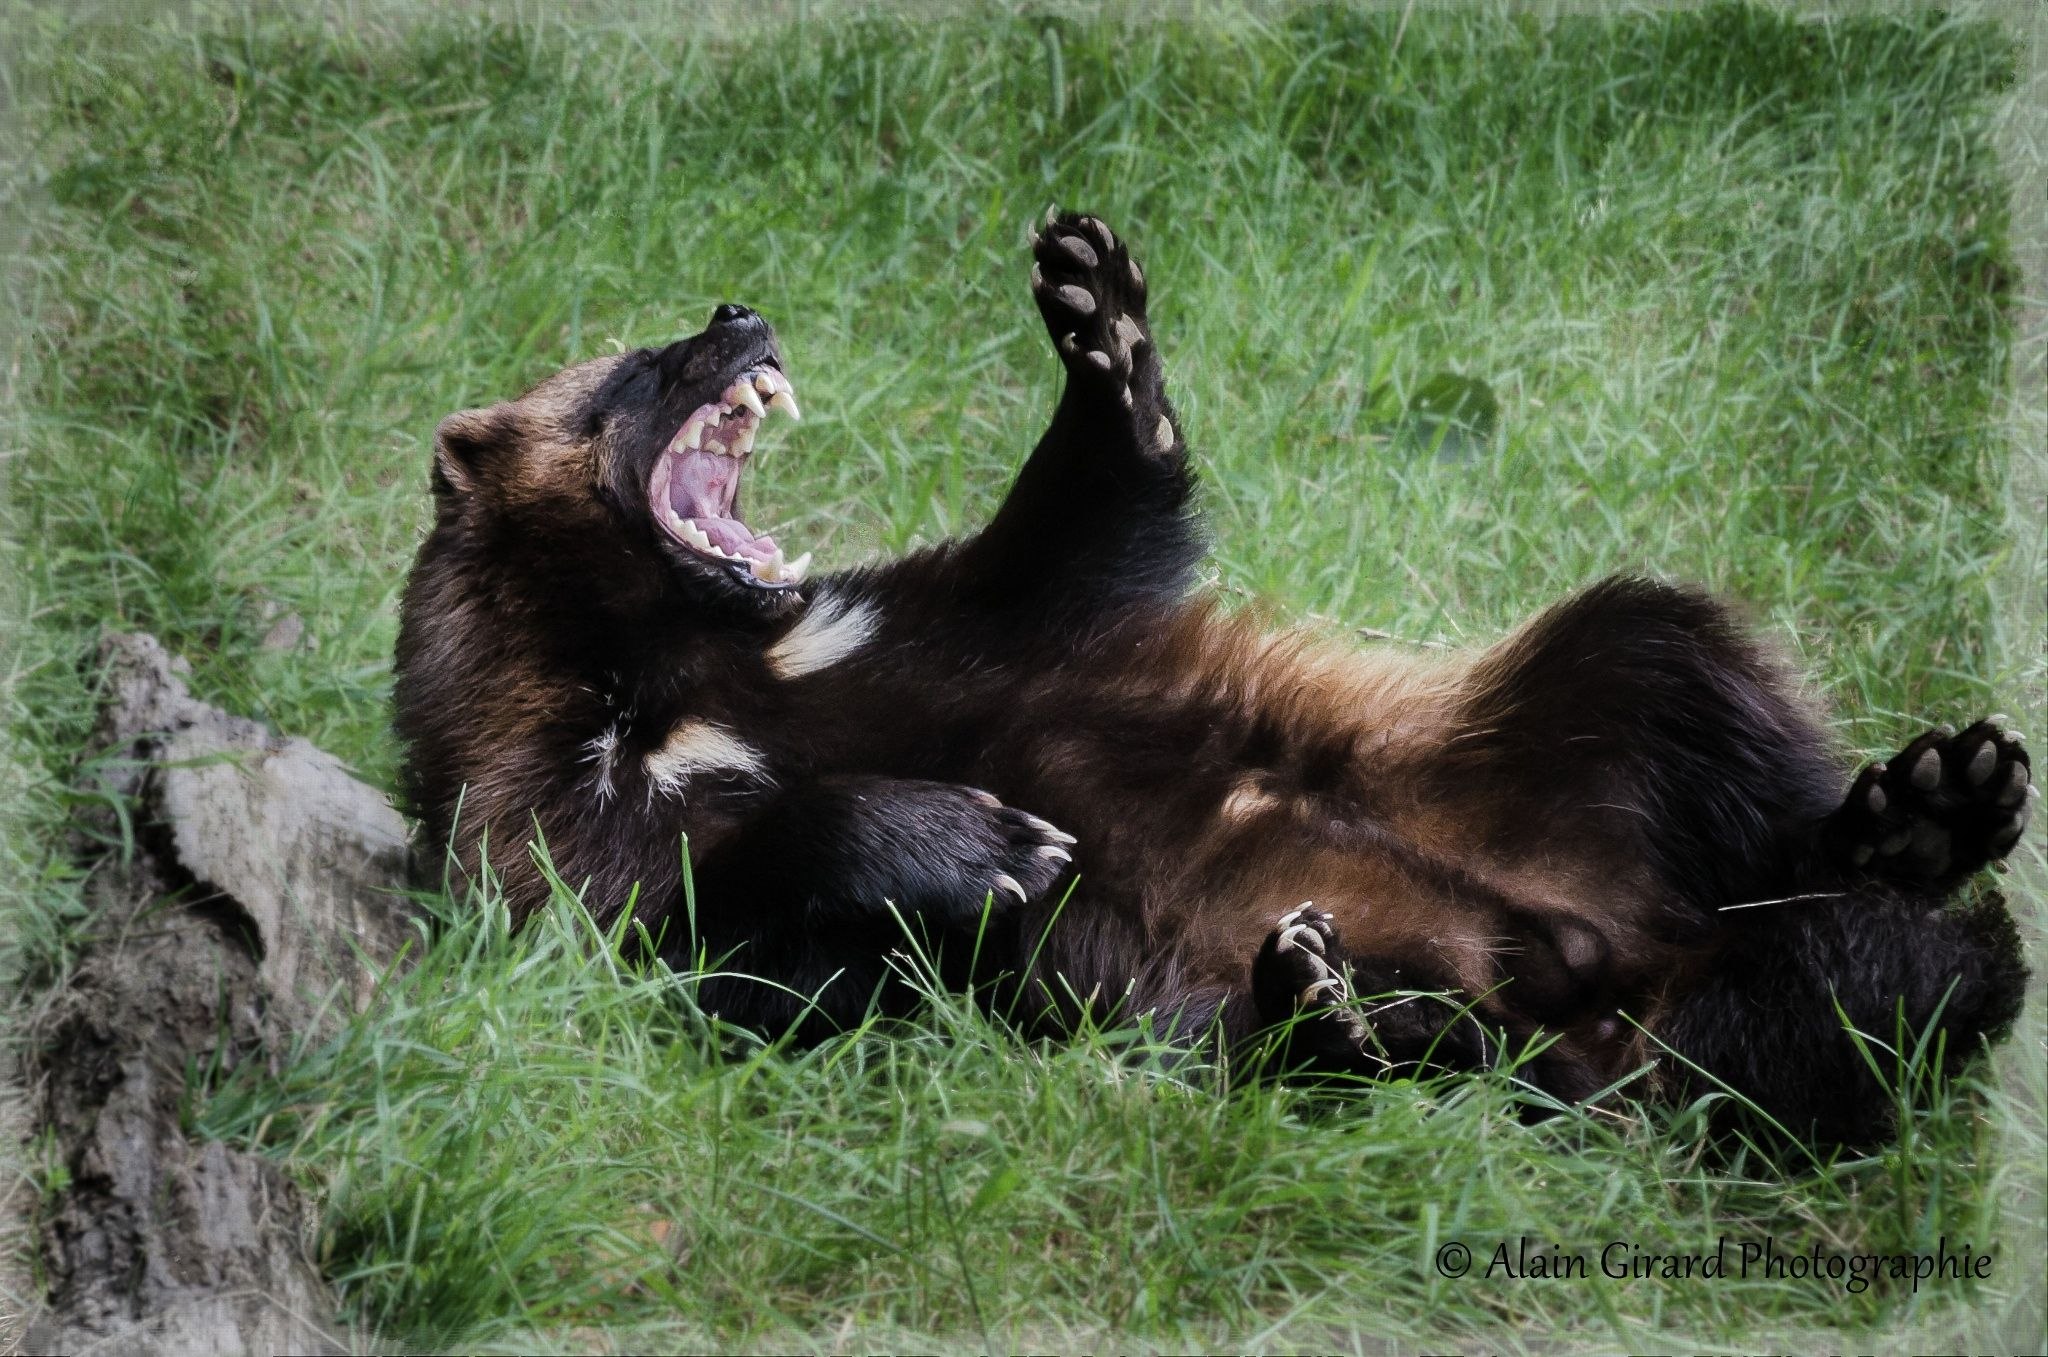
733, 385, 766, 419
784, 551, 812, 579
768, 391, 801, 420
683, 421, 704, 450
1055, 284, 1096, 315
751, 555, 783, 583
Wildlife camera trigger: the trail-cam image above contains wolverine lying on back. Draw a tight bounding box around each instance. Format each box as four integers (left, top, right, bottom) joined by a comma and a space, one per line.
395, 214, 2032, 1145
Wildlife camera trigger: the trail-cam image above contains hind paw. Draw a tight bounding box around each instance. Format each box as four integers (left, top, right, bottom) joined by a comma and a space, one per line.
1828, 717, 2034, 882
1028, 210, 1176, 451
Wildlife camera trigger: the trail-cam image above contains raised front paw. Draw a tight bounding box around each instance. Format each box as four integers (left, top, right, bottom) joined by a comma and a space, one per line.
1029, 210, 1177, 452
1828, 717, 2034, 882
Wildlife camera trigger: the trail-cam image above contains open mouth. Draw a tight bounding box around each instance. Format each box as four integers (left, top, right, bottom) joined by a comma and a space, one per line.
647, 367, 809, 588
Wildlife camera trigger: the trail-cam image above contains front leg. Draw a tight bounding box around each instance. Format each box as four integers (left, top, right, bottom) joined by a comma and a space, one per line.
1249, 907, 1492, 1080
679, 776, 1073, 1038
964, 212, 1202, 613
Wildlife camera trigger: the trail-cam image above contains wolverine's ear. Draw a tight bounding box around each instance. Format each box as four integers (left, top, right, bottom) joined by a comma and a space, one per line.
432, 404, 519, 496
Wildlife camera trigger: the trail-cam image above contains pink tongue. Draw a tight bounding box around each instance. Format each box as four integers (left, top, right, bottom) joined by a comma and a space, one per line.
669, 450, 738, 519
695, 519, 779, 561
666, 451, 778, 562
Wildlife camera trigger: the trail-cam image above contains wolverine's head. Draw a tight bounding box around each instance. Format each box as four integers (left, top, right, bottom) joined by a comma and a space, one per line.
428, 304, 808, 615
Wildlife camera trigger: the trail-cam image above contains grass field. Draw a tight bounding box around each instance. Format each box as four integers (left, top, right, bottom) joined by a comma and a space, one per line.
5, 2, 2043, 1351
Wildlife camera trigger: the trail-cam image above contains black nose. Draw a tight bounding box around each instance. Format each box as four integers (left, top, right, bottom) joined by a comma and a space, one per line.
710, 303, 758, 327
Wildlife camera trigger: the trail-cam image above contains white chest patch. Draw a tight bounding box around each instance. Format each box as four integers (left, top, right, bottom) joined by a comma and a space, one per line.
643, 719, 771, 800
766, 594, 880, 680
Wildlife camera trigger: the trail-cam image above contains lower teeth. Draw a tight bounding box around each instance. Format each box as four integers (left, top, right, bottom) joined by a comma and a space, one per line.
670, 513, 808, 584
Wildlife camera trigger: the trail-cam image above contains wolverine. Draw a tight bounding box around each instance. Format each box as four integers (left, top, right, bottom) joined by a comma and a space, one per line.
395, 212, 2032, 1145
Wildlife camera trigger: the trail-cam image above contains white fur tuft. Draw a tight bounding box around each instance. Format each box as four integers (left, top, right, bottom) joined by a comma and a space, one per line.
644, 720, 770, 801
767, 594, 880, 680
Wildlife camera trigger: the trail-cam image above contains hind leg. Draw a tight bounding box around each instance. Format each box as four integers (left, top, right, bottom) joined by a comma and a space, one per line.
1432, 578, 2032, 1137
1652, 721, 2034, 1143
1454, 580, 2034, 909
1444, 576, 1847, 917
1649, 886, 2028, 1145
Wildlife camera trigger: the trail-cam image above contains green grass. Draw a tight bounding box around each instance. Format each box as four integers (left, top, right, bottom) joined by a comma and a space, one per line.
5, 2, 2042, 1351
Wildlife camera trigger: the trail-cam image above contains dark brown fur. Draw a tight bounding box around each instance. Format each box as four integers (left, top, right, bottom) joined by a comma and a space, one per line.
395, 216, 2031, 1145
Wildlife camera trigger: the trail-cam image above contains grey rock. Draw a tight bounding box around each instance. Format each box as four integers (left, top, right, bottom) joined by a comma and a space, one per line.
23, 632, 418, 1356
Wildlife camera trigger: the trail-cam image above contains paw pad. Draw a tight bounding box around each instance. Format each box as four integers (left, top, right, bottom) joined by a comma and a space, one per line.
1832, 717, 2032, 882
1056, 235, 1098, 268
1029, 210, 1164, 423
1054, 284, 1097, 317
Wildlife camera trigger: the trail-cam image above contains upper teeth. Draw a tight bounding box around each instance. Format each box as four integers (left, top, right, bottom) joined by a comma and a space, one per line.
656, 366, 809, 586
669, 367, 800, 455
